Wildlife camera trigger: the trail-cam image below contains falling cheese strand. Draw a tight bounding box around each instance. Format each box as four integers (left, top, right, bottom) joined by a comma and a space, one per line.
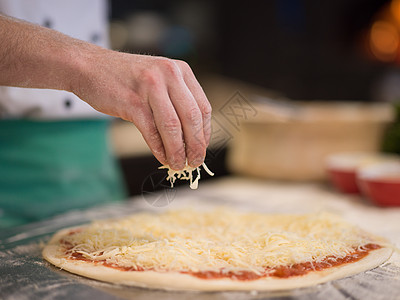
61, 209, 378, 274
159, 162, 214, 189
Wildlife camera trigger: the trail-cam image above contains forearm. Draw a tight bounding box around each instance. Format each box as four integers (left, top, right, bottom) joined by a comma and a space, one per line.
0, 14, 88, 92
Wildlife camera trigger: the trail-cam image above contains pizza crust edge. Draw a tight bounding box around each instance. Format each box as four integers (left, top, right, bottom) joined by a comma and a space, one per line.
42, 228, 393, 291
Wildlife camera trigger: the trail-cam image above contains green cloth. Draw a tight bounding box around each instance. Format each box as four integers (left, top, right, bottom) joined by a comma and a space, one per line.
0, 119, 126, 228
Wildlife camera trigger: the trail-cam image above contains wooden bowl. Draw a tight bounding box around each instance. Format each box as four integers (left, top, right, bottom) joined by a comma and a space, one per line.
227, 102, 393, 181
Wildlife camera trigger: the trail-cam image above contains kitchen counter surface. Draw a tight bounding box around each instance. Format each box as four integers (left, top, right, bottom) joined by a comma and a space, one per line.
1, 177, 400, 300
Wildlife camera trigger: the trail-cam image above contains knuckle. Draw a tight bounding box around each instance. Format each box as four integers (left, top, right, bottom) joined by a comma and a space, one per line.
186, 107, 203, 126
161, 117, 181, 135
159, 58, 181, 78
141, 69, 160, 87
174, 59, 190, 71
201, 102, 212, 117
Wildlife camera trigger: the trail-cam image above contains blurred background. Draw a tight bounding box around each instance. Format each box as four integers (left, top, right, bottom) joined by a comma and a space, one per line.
109, 0, 400, 101
108, 0, 400, 196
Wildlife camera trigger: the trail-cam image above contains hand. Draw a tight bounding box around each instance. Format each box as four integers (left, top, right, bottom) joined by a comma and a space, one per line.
71, 48, 212, 170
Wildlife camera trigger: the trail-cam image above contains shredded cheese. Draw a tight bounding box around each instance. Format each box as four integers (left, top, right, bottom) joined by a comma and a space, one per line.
61, 209, 377, 274
159, 162, 214, 189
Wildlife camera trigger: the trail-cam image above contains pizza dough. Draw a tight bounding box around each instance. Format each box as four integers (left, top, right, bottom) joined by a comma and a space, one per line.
43, 209, 393, 291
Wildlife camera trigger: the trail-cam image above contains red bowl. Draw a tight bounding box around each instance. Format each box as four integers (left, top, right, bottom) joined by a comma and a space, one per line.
325, 152, 375, 194
327, 168, 359, 194
358, 162, 400, 206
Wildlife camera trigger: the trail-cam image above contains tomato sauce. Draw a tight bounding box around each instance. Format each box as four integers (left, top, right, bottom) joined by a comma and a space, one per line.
62, 242, 381, 281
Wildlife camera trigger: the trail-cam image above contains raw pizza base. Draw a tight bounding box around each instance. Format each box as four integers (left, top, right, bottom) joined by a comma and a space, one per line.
43, 227, 393, 291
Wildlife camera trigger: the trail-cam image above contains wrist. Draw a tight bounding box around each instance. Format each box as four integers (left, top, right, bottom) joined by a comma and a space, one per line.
66, 41, 110, 98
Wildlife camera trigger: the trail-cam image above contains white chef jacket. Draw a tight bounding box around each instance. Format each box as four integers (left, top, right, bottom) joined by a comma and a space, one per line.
0, 0, 110, 119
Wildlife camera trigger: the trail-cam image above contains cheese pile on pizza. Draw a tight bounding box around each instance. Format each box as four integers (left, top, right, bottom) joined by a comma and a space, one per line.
43, 209, 392, 291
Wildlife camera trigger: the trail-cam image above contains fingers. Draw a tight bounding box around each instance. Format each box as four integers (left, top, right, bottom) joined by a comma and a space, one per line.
167, 77, 206, 168
131, 56, 211, 170
148, 87, 186, 170
130, 100, 167, 166
174, 60, 212, 146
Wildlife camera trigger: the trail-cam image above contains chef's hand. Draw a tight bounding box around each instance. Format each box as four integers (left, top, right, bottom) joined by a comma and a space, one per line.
72, 50, 211, 170
0, 14, 211, 170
